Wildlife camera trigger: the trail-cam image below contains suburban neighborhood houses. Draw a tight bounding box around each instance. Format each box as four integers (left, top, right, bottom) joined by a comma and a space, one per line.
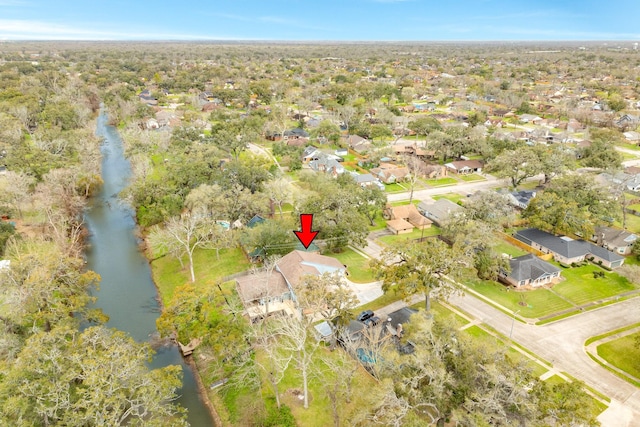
3, 39, 640, 427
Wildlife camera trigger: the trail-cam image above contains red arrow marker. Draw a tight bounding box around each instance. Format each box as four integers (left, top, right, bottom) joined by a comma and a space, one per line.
294, 214, 319, 249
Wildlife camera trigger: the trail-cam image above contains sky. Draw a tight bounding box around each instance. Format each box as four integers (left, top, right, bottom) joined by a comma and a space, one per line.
1, 0, 639, 41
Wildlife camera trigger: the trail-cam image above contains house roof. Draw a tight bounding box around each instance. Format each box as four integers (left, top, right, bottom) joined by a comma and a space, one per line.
284, 128, 309, 138
595, 226, 638, 248
417, 199, 464, 223
386, 218, 414, 232
386, 307, 418, 329
389, 204, 432, 227
509, 190, 536, 207
445, 160, 484, 170
352, 173, 377, 183
508, 254, 560, 282
236, 270, 289, 303
276, 250, 345, 289
515, 228, 624, 263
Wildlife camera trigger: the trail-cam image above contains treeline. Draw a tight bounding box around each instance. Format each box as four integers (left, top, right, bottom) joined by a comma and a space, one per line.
0, 60, 187, 425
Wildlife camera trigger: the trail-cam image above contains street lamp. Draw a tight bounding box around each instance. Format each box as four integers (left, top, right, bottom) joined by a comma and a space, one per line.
509, 309, 521, 340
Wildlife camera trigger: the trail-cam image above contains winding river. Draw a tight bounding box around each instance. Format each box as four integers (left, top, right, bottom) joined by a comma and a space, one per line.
84, 110, 216, 426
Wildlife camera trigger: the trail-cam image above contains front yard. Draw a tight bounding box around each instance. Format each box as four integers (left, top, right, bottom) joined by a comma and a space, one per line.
551, 264, 637, 306
151, 246, 251, 304
325, 248, 376, 283
597, 331, 640, 380
463, 262, 638, 320
377, 226, 441, 245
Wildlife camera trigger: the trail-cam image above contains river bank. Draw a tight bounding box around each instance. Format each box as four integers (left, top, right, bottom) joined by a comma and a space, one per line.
86, 109, 218, 426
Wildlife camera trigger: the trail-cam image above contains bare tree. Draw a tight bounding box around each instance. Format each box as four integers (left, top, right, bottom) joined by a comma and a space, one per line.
264, 177, 293, 218
0, 171, 33, 219
297, 272, 358, 349
273, 314, 321, 409
248, 321, 292, 409
402, 155, 426, 204
317, 350, 360, 427
148, 210, 214, 282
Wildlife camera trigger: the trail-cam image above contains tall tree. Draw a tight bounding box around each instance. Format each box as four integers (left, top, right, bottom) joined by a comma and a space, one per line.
0, 326, 187, 427
488, 147, 541, 188
372, 239, 463, 311
149, 210, 218, 282
297, 272, 358, 349
402, 155, 426, 204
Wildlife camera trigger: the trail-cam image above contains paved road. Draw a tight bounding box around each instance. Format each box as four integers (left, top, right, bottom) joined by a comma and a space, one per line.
448, 292, 640, 426
386, 174, 548, 203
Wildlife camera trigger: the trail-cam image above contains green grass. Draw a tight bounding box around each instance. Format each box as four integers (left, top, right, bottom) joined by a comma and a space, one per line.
151, 246, 251, 305
389, 200, 420, 207
614, 214, 640, 233
544, 375, 566, 386
629, 203, 640, 211
464, 277, 574, 319
585, 322, 640, 346
424, 177, 458, 187
493, 241, 529, 257
552, 265, 637, 306
377, 226, 441, 245
356, 290, 403, 312
597, 332, 640, 379
326, 248, 376, 283
465, 325, 492, 339
384, 182, 406, 193
619, 142, 640, 151
366, 213, 388, 232
459, 173, 486, 182
413, 301, 470, 328
432, 193, 465, 204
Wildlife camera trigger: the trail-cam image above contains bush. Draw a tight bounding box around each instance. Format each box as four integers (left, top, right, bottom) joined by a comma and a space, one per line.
263, 400, 297, 427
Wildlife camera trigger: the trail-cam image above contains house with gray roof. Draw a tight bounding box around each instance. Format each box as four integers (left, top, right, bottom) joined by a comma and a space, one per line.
592, 226, 638, 256
308, 153, 345, 177
507, 190, 537, 209
417, 199, 464, 226
514, 228, 625, 269
351, 172, 385, 190
500, 254, 561, 288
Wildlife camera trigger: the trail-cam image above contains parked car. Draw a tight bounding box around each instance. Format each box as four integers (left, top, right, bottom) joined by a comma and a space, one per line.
363, 315, 381, 327
356, 310, 375, 322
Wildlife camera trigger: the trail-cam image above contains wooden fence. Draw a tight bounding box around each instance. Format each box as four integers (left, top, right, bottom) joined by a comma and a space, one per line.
499, 232, 553, 261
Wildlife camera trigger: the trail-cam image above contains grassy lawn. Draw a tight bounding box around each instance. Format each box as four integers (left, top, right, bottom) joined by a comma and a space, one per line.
377, 226, 441, 245
366, 213, 388, 232
614, 214, 640, 233
411, 301, 470, 328
432, 193, 465, 204
628, 203, 640, 211
424, 177, 458, 187
356, 289, 403, 312
151, 246, 251, 305
619, 142, 640, 151
229, 346, 377, 427
493, 241, 529, 258
459, 173, 486, 182
464, 277, 574, 319
384, 182, 406, 193
517, 181, 541, 190
544, 375, 566, 386
597, 332, 640, 379
389, 200, 420, 207
326, 248, 376, 283
552, 265, 637, 306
